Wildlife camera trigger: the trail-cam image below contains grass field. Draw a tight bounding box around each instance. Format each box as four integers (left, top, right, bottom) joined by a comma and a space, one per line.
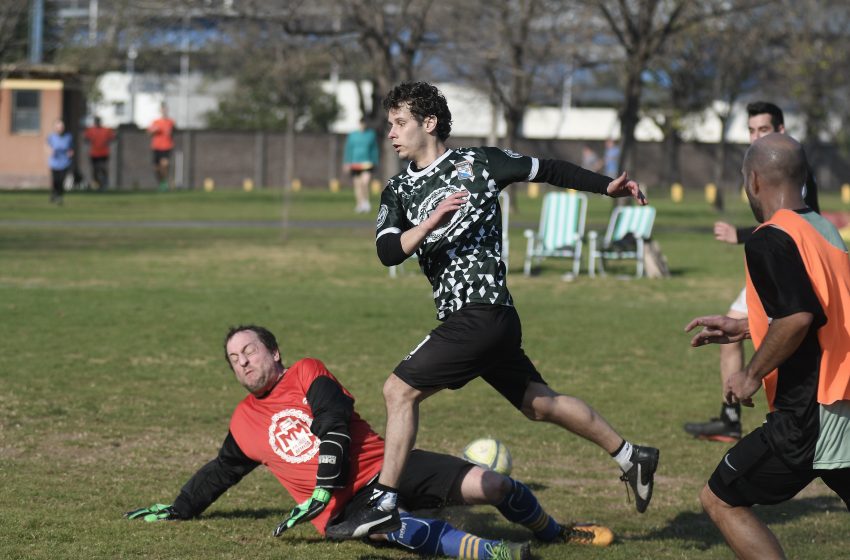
1, 187, 848, 559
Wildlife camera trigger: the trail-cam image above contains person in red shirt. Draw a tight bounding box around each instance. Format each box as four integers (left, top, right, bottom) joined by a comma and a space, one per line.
126, 325, 614, 559
147, 104, 175, 191
83, 116, 115, 191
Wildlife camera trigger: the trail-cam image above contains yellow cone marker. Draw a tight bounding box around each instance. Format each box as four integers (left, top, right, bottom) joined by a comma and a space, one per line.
705, 183, 717, 204
203, 178, 214, 192
671, 183, 683, 203
842, 184, 850, 204
243, 178, 254, 192
528, 182, 540, 199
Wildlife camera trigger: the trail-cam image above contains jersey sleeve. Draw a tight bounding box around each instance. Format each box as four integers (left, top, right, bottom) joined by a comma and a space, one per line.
745, 227, 825, 326
481, 146, 538, 188
171, 431, 259, 519
376, 184, 408, 239
295, 359, 354, 490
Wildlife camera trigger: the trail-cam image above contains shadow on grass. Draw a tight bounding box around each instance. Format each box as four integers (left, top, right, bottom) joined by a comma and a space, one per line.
202, 507, 284, 520
633, 495, 846, 550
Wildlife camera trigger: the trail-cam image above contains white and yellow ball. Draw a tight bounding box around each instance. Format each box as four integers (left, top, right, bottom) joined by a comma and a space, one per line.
463, 438, 512, 476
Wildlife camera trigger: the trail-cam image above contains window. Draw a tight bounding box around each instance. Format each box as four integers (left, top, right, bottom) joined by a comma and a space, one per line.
12, 90, 41, 133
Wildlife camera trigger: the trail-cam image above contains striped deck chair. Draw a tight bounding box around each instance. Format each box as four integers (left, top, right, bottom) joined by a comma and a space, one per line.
522, 191, 588, 277
588, 205, 656, 278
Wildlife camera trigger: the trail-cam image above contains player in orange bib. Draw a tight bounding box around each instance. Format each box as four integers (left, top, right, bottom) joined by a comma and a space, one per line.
685, 134, 850, 560
125, 325, 613, 559
148, 104, 175, 191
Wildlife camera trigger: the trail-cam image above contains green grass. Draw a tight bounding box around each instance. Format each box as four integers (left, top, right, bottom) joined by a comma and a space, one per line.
1, 187, 848, 559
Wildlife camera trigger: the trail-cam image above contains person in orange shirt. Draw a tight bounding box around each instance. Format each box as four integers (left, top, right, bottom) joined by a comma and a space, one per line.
148, 104, 175, 191
685, 134, 850, 560
83, 116, 115, 191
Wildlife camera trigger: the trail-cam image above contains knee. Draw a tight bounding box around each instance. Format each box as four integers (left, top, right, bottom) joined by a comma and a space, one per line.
383, 374, 416, 407
480, 471, 512, 504
699, 484, 723, 517
521, 395, 554, 422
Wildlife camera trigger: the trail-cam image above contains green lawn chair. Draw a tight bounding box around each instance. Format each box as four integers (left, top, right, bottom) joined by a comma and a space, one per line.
523, 191, 588, 278
588, 205, 656, 278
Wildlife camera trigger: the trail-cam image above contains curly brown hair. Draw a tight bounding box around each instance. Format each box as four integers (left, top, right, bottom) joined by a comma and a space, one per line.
382, 81, 452, 141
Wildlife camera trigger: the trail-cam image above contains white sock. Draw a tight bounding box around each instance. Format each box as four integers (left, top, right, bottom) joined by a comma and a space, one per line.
613, 441, 634, 472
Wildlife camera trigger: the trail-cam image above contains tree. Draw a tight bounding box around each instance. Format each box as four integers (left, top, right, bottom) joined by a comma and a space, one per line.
587, 0, 762, 179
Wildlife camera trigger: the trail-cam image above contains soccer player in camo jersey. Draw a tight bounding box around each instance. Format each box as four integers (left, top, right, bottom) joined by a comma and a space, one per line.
327, 81, 660, 539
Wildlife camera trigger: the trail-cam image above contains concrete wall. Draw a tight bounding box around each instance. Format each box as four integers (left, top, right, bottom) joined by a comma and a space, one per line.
10, 128, 850, 192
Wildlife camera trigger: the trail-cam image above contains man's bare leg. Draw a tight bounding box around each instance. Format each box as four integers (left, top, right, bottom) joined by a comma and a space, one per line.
700, 484, 786, 560
521, 381, 659, 513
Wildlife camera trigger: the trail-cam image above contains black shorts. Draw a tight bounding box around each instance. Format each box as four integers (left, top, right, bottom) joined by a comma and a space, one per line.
153, 149, 172, 164
394, 304, 545, 409
332, 449, 473, 525
708, 428, 850, 510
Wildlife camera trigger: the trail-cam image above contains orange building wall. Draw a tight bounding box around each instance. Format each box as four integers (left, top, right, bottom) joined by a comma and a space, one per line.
0, 80, 64, 188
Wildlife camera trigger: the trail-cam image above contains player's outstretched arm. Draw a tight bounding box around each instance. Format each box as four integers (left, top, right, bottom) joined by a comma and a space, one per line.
606, 172, 647, 205
685, 315, 750, 347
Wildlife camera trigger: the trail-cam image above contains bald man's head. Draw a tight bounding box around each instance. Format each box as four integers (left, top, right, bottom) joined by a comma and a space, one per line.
742, 133, 808, 222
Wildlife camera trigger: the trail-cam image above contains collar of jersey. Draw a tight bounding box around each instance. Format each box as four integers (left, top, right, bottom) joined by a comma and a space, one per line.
406, 149, 454, 179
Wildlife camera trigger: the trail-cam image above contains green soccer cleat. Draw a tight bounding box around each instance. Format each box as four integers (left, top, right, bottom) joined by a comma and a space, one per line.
484, 540, 530, 560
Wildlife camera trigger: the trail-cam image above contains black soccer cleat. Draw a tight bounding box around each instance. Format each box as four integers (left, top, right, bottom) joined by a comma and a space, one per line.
619, 445, 659, 513
683, 417, 742, 442
324, 502, 400, 540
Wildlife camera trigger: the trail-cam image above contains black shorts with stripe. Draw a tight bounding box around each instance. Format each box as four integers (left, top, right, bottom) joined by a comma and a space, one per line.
708, 427, 850, 510
333, 449, 474, 523
394, 303, 545, 409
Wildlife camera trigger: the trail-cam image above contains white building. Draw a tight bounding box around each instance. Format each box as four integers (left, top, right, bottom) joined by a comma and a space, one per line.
94, 72, 787, 144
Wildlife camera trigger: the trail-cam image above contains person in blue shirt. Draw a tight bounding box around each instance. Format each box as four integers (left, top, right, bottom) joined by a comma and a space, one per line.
603, 138, 620, 178
46, 119, 74, 205
343, 118, 380, 213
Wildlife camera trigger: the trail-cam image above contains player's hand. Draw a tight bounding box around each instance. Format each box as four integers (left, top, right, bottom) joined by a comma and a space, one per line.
272, 488, 331, 537
125, 503, 179, 522
714, 221, 738, 244
685, 315, 750, 346
724, 370, 757, 408
606, 173, 647, 205
423, 190, 469, 231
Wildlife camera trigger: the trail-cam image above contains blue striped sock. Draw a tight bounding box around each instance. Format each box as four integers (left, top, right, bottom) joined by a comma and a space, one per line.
496, 478, 561, 542
387, 513, 502, 558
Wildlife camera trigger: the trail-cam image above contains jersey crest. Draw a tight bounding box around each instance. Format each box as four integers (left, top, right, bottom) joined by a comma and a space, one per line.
454, 161, 474, 180
268, 408, 320, 464
419, 186, 472, 243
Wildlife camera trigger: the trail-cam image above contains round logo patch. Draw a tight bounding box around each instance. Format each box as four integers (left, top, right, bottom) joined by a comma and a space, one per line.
418, 186, 471, 243
268, 408, 320, 464
377, 204, 389, 229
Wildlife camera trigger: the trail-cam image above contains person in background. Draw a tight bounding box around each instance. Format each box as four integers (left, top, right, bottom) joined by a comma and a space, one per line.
83, 116, 115, 191
581, 144, 603, 173
46, 119, 73, 205
343, 117, 380, 213
148, 103, 176, 192
604, 138, 620, 178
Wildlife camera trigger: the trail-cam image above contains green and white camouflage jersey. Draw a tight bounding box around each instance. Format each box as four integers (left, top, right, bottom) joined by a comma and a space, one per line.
376, 147, 538, 320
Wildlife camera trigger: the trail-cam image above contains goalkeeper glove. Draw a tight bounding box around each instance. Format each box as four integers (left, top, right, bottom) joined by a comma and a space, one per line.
273, 488, 331, 537
125, 503, 179, 522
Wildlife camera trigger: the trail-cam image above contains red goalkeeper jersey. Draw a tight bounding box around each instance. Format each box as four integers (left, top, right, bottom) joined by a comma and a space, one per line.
229, 358, 384, 533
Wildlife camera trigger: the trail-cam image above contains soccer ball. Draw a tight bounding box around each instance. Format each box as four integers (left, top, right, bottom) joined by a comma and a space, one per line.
463, 438, 512, 476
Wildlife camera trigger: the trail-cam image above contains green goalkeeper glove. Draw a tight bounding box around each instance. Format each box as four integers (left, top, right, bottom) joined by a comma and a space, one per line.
272, 488, 331, 537
124, 503, 179, 522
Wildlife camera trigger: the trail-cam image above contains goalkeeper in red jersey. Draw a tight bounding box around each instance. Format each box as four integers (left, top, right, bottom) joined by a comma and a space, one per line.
126, 325, 613, 559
